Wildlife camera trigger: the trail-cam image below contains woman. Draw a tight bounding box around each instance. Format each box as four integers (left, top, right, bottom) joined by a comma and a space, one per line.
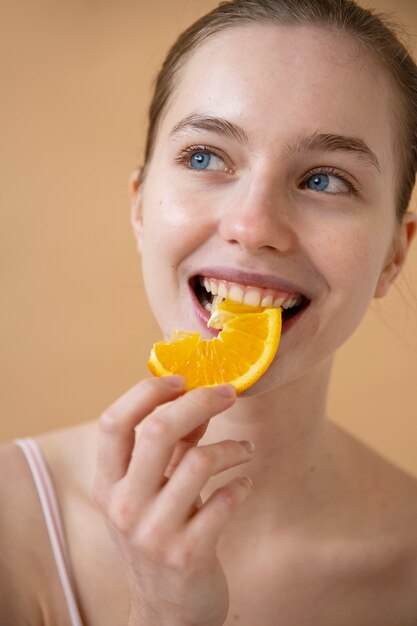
1, 0, 417, 624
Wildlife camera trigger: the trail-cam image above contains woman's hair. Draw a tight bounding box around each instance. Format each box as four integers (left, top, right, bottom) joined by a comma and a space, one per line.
142, 0, 417, 219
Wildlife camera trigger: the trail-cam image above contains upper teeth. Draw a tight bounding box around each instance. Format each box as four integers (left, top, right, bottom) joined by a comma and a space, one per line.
200, 276, 303, 311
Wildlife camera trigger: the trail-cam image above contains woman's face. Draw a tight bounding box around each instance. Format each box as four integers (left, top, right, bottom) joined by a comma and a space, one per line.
133, 23, 412, 392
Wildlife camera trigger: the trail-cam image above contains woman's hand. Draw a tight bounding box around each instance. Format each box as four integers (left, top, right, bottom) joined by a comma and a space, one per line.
91, 376, 254, 626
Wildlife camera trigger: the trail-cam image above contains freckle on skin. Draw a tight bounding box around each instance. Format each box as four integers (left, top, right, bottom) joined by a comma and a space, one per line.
233, 614, 240, 621
309, 465, 316, 473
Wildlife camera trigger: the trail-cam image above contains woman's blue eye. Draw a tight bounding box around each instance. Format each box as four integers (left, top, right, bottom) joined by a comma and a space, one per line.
190, 152, 210, 169
189, 151, 225, 171
305, 172, 350, 194
307, 174, 330, 191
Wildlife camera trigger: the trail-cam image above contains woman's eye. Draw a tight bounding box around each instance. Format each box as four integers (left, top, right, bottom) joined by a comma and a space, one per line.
303, 172, 351, 194
189, 150, 226, 171
176, 146, 230, 172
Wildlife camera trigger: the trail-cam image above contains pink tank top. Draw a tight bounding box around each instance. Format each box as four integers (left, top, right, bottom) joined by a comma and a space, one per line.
14, 437, 84, 626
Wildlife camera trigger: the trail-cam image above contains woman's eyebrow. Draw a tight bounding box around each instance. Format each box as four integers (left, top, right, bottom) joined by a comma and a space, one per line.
169, 114, 382, 173
170, 113, 249, 145
285, 131, 382, 173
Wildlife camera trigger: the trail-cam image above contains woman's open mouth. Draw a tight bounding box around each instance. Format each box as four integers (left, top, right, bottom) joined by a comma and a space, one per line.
189, 274, 310, 332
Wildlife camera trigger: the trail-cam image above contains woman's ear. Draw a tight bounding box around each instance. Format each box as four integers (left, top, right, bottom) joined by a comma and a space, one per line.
129, 167, 144, 253
374, 212, 417, 298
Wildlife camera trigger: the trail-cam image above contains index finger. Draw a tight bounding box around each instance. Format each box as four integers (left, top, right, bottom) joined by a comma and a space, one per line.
95, 376, 185, 489
125, 384, 236, 497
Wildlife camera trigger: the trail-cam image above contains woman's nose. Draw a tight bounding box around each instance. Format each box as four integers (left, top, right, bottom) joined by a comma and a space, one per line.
217, 178, 297, 253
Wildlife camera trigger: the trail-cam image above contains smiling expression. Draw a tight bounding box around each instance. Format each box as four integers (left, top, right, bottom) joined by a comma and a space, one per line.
133, 23, 403, 392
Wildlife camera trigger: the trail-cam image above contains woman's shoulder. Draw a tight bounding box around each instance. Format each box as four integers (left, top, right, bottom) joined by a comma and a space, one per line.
332, 424, 417, 532
0, 439, 49, 623
331, 424, 417, 582
334, 423, 417, 504
0, 437, 47, 551
29, 420, 131, 625
0, 420, 102, 624
34, 418, 100, 498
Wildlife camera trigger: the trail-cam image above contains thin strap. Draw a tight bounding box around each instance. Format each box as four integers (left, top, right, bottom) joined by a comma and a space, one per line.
13, 437, 84, 626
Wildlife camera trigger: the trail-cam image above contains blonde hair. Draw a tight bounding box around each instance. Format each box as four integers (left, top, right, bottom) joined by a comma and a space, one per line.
143, 0, 417, 219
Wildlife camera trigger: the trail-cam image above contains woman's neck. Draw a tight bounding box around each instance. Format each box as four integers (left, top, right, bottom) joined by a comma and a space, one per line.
199, 356, 339, 535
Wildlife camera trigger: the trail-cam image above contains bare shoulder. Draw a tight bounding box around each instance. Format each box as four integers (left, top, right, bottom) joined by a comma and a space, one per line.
33, 420, 131, 625
0, 421, 101, 626
0, 441, 45, 624
332, 422, 417, 521
330, 423, 417, 593
34, 418, 100, 498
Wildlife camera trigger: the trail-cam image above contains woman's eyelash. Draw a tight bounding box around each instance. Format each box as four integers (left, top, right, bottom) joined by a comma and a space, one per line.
301, 166, 359, 194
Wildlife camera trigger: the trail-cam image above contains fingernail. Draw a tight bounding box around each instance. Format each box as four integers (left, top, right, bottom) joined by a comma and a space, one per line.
239, 440, 255, 453
164, 375, 185, 388
214, 384, 236, 398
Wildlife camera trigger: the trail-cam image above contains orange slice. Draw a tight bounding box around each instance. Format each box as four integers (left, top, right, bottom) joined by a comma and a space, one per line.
148, 298, 282, 393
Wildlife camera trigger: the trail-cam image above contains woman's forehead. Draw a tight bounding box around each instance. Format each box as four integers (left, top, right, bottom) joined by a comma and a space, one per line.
159, 23, 394, 170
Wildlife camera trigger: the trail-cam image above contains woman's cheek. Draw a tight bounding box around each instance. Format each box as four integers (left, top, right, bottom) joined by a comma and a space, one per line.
153, 188, 210, 234
323, 220, 383, 289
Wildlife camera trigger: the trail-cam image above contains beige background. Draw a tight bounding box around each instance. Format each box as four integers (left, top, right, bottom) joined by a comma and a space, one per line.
1, 0, 416, 476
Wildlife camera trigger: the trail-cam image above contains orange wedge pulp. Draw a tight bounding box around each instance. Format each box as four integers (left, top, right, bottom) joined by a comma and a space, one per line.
147, 298, 282, 393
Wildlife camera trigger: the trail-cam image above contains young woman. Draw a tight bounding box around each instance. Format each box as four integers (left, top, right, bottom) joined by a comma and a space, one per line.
2, 1, 417, 624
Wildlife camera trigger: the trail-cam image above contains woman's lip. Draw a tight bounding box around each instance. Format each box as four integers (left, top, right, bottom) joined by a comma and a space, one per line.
190, 267, 310, 299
